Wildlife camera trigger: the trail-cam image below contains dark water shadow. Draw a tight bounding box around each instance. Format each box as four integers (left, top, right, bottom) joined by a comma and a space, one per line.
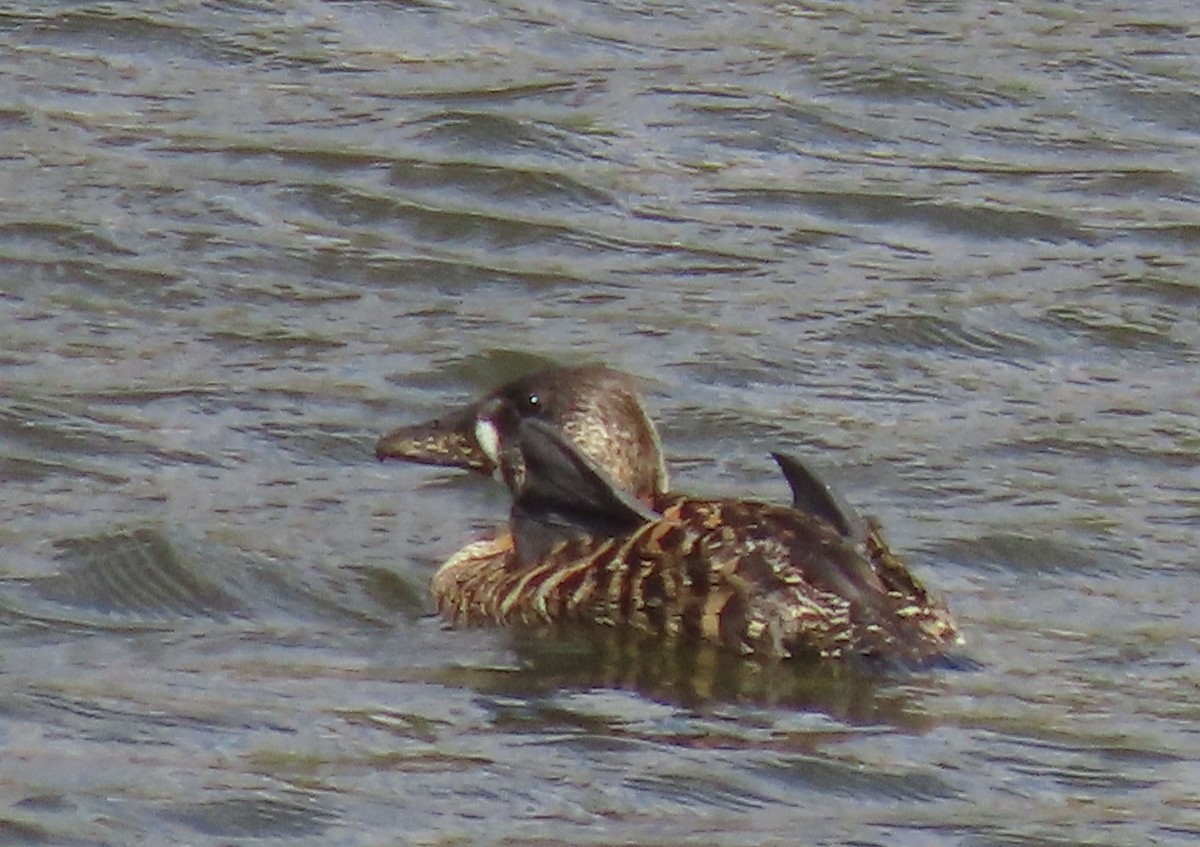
160, 795, 338, 840
435, 624, 966, 731
0, 526, 422, 636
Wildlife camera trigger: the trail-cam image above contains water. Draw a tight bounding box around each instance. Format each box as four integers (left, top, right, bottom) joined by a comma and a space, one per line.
2, 1, 1199, 844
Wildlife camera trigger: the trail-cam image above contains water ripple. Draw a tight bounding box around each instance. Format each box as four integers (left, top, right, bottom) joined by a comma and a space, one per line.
3, 0, 1200, 844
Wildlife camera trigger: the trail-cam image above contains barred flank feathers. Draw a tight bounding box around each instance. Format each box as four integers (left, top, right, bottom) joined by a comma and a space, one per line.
432, 495, 961, 664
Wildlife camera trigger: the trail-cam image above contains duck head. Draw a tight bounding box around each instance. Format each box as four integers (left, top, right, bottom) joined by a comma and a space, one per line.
375, 364, 669, 504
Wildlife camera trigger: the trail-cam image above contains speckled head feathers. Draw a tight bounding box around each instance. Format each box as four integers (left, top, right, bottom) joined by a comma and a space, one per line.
376, 364, 668, 502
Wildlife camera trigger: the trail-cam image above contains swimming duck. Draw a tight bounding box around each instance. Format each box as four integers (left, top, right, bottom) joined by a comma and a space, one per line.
376, 365, 963, 666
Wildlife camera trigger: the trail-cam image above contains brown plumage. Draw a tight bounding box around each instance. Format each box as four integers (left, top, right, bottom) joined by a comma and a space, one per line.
375, 365, 667, 503
377, 365, 963, 667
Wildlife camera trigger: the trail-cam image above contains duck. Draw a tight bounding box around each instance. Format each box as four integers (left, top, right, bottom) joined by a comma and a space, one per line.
376, 364, 963, 666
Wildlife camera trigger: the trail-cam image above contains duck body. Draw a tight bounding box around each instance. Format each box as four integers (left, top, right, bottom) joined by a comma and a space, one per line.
377, 365, 963, 667
432, 496, 959, 664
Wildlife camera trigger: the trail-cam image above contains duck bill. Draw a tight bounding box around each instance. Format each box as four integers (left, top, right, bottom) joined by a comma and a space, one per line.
374, 401, 496, 475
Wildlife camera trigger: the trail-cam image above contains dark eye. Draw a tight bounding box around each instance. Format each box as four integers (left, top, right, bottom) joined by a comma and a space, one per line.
520, 392, 541, 415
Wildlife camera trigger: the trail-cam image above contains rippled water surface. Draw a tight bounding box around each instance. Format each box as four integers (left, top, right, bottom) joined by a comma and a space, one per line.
2, 1, 1199, 844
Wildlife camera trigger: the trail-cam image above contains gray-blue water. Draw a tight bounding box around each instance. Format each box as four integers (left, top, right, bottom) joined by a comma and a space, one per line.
2, 1, 1199, 844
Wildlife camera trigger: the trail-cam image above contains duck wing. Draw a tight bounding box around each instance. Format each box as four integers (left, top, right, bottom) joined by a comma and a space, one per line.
770, 451, 867, 542
510, 418, 659, 565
